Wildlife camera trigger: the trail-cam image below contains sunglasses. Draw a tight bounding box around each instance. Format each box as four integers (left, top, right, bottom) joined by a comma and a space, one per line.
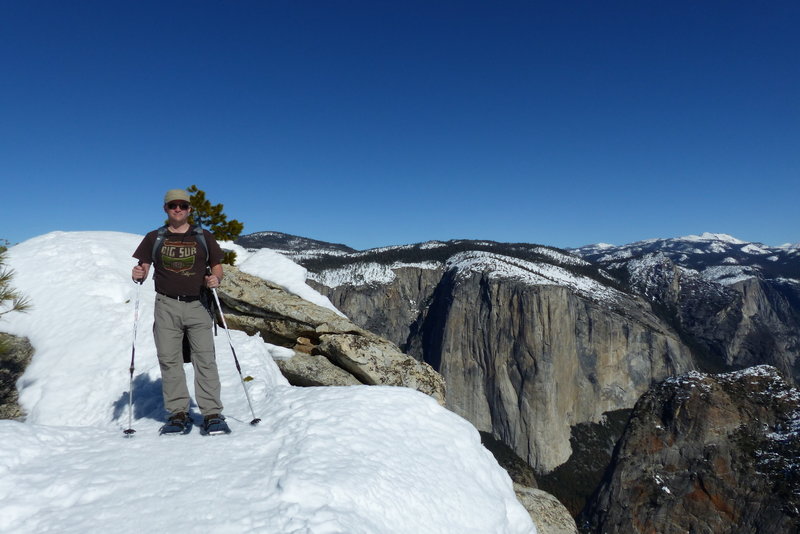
167, 202, 190, 211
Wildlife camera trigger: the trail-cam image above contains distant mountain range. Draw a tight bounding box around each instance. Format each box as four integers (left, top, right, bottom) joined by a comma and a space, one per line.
574, 232, 800, 283
236, 230, 800, 287
235, 231, 356, 255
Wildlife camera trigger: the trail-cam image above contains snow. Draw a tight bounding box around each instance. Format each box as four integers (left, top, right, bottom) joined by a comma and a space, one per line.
0, 231, 535, 534
701, 265, 758, 285
625, 253, 679, 299
653, 475, 671, 495
447, 251, 622, 303
595, 249, 634, 262
531, 247, 590, 267
285, 248, 353, 262
309, 261, 442, 289
663, 370, 714, 395
419, 241, 448, 250
741, 244, 769, 255
681, 232, 746, 245
578, 234, 799, 266
232, 247, 343, 315
310, 262, 397, 288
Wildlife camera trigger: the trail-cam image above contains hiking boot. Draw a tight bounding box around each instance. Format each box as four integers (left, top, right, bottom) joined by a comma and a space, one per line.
202, 413, 231, 435
170, 411, 190, 423
159, 411, 192, 435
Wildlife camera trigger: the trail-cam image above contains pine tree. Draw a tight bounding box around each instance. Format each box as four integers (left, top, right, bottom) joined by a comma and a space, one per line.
186, 185, 244, 265
0, 243, 30, 354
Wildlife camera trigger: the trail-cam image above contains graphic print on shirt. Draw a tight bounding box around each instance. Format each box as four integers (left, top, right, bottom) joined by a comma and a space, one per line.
161, 239, 197, 275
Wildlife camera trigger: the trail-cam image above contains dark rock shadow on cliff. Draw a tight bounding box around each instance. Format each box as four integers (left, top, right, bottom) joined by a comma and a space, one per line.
418, 269, 459, 371
538, 409, 632, 520
112, 374, 167, 423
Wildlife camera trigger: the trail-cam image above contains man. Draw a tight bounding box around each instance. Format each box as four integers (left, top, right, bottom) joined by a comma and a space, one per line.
132, 189, 230, 435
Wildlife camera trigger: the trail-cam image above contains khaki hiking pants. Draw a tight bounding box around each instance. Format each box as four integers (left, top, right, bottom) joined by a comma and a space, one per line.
153, 294, 223, 416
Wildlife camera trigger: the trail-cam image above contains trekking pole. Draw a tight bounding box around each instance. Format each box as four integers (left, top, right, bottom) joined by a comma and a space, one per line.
209, 285, 261, 426
124, 279, 143, 437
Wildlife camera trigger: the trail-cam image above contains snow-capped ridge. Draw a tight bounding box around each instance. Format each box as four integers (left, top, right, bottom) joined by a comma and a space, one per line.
305, 239, 602, 294
447, 250, 622, 303
701, 265, 760, 285
575, 232, 798, 288
682, 232, 746, 244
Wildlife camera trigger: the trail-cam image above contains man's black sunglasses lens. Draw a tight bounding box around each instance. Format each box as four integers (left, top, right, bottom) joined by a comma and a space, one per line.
167, 202, 190, 210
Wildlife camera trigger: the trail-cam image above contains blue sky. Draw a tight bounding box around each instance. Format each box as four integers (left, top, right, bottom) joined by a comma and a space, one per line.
2, 1, 798, 250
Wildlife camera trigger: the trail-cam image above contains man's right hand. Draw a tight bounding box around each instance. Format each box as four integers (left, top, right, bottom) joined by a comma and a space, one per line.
132, 264, 148, 282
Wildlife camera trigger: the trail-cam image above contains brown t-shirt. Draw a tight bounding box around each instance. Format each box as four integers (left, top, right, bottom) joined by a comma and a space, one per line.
133, 227, 225, 297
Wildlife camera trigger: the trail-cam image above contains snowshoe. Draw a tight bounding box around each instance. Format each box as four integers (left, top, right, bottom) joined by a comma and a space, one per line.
201, 414, 231, 436
159, 412, 193, 435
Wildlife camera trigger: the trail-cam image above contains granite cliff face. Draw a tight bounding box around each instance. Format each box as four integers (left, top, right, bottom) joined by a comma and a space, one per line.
404, 266, 692, 473
583, 365, 800, 534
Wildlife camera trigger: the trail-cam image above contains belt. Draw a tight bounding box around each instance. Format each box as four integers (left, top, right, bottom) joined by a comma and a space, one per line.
158, 292, 201, 302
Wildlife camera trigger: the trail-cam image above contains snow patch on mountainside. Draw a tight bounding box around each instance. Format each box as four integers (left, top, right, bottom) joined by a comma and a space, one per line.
447, 251, 622, 303
309, 261, 442, 288
310, 262, 396, 287
741, 244, 770, 255
681, 232, 747, 245
288, 249, 353, 261
701, 265, 759, 285
420, 241, 448, 249
306, 247, 620, 302
594, 249, 635, 262
531, 247, 590, 267
624, 253, 675, 299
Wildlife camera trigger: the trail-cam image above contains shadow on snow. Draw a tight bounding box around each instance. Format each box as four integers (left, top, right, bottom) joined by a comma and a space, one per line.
112, 373, 166, 423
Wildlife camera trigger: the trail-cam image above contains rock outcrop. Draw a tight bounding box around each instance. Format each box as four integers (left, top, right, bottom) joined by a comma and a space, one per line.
583, 365, 800, 534
0, 332, 33, 419
728, 277, 800, 378
217, 267, 445, 404
515, 485, 579, 534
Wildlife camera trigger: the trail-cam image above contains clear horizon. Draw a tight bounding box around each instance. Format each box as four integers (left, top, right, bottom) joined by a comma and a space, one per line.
2, 1, 798, 250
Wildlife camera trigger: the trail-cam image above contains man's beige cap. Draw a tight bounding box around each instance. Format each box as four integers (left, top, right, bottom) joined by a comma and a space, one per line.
164, 189, 191, 204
